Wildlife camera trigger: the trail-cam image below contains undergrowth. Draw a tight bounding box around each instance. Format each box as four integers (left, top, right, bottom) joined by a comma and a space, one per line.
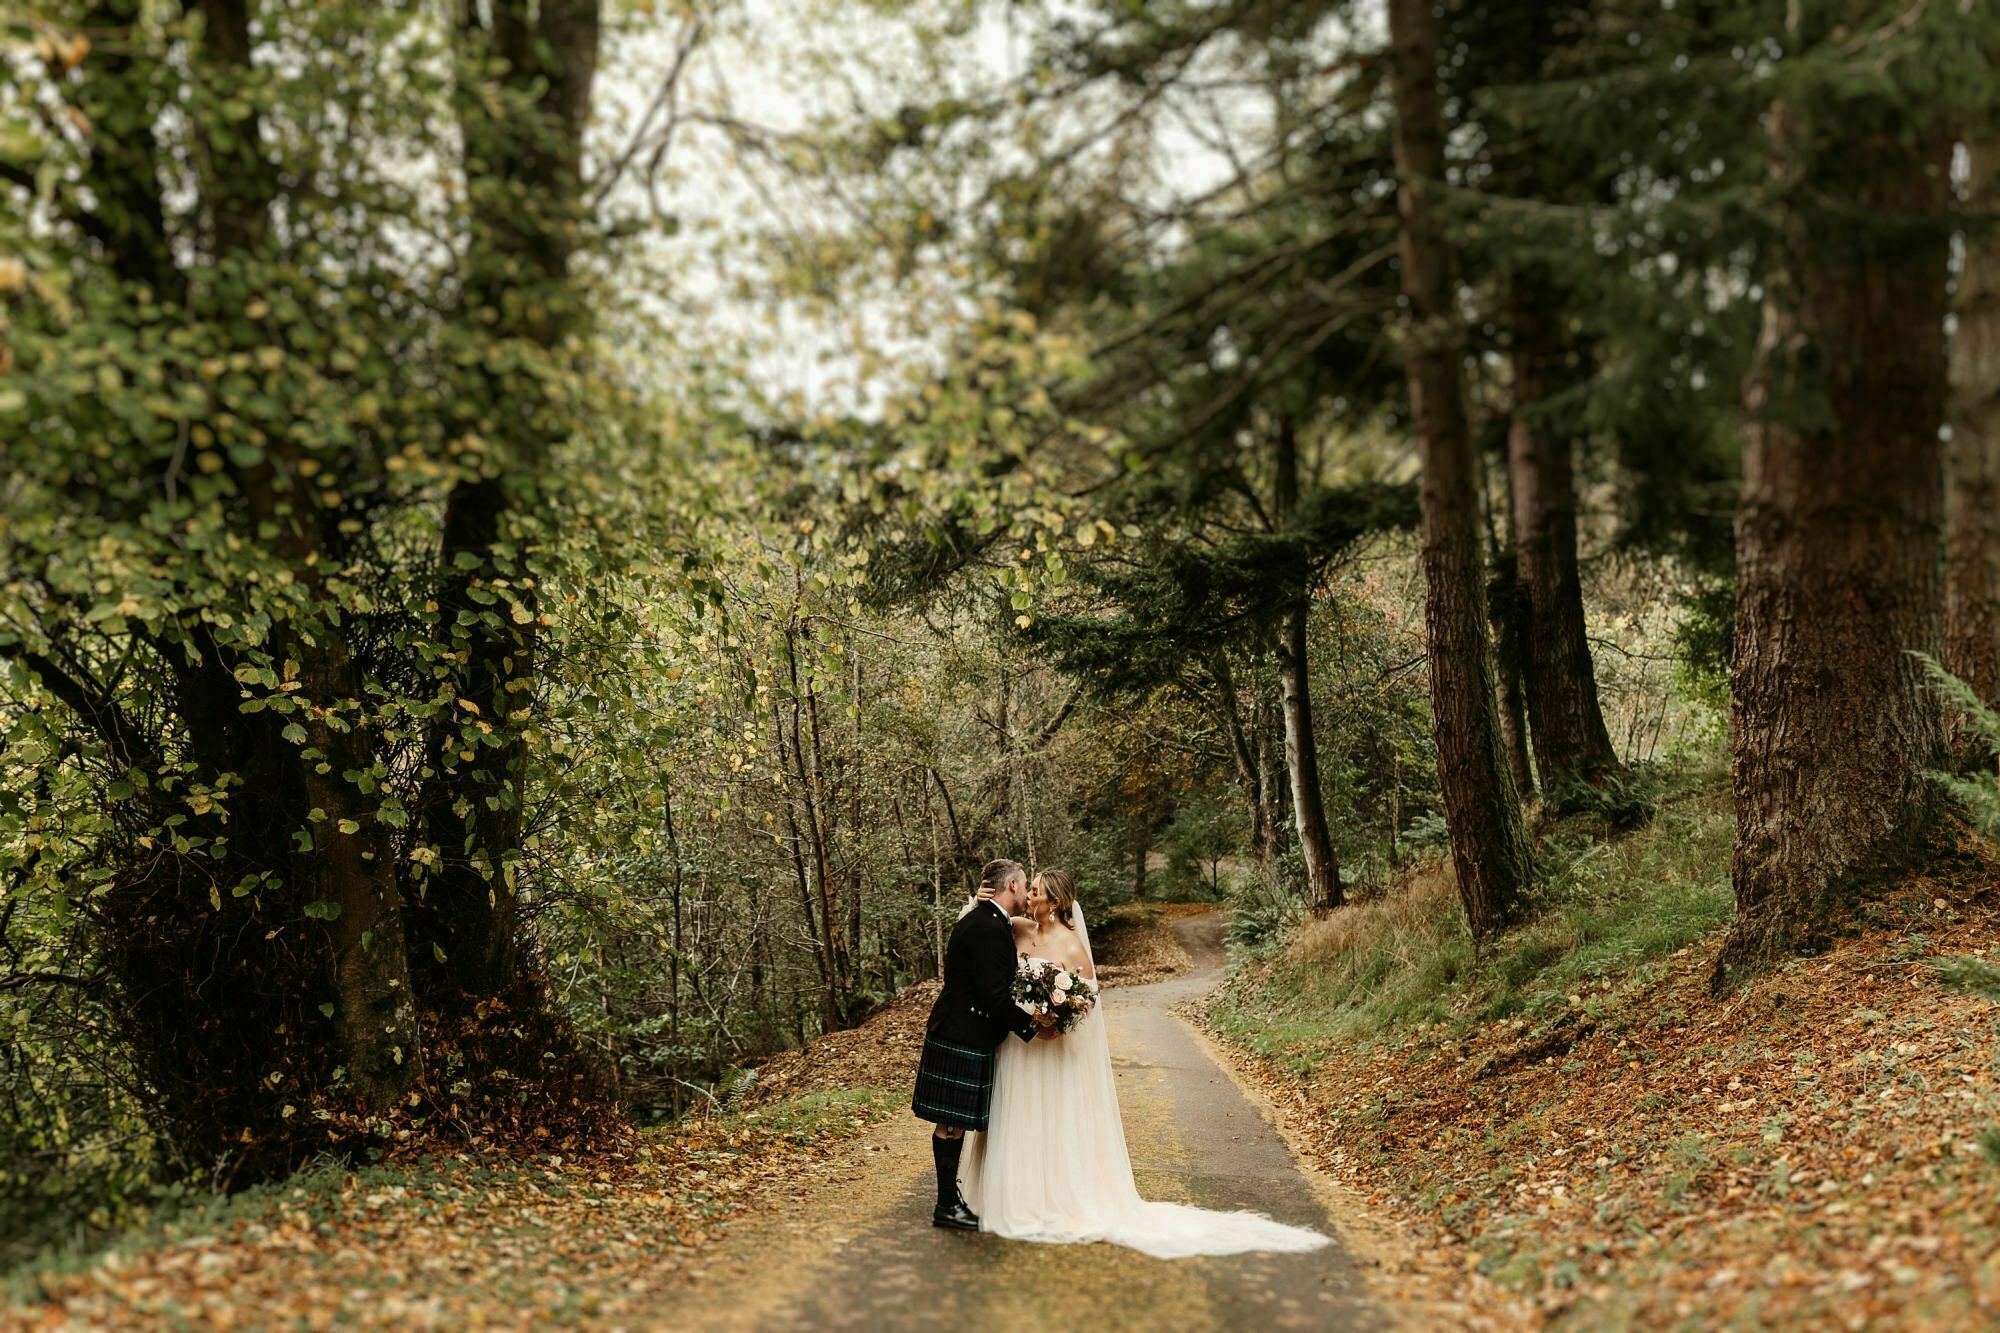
1209, 765, 1734, 1067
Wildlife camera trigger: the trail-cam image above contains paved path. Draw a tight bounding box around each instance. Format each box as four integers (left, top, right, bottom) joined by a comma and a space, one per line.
658, 913, 1382, 1332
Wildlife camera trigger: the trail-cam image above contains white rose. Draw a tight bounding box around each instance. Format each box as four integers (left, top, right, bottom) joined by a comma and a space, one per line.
1054, 970, 1072, 992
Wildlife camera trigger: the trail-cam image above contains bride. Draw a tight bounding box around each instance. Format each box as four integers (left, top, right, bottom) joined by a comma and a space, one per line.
958, 869, 1328, 1259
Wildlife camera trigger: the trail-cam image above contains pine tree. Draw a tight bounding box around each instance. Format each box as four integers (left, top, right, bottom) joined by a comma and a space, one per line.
1947, 130, 2000, 724
1713, 2, 1974, 986
1455, 1, 1624, 801
1387, 0, 1534, 938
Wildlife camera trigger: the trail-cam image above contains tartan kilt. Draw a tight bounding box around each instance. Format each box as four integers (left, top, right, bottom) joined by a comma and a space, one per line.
910, 1036, 997, 1131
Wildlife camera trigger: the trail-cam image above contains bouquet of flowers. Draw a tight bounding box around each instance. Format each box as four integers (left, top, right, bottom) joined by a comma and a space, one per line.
1012, 956, 1100, 1035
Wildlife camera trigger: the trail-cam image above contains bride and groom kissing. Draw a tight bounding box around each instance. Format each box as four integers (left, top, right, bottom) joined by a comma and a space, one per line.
910, 859, 1329, 1259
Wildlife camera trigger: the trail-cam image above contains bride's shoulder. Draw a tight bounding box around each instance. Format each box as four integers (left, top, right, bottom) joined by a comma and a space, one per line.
1057, 931, 1093, 971
1009, 917, 1035, 939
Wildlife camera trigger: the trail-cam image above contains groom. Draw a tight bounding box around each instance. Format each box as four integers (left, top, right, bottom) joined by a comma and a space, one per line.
911, 858, 1042, 1230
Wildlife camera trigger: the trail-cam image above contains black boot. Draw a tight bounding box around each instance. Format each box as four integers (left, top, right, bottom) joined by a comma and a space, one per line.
931, 1133, 978, 1230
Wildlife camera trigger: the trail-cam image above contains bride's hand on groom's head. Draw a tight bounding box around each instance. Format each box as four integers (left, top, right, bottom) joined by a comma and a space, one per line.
975, 884, 996, 903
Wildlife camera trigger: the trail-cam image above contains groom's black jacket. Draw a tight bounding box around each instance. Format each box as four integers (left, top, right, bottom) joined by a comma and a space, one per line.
926, 901, 1039, 1049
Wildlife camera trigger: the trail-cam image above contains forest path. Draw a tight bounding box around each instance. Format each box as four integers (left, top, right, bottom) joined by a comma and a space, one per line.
653, 912, 1383, 1332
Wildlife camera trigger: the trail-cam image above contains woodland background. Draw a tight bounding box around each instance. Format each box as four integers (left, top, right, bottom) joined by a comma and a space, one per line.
3, 0, 2000, 1311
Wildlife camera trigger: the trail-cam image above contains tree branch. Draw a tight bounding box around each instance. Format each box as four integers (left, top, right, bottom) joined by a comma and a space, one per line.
3, 644, 154, 769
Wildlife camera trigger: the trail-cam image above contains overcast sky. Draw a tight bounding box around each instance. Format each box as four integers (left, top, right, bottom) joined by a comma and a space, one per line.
591, 0, 1284, 418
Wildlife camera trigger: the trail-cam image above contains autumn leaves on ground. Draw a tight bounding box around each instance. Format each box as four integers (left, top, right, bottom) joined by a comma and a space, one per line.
11, 2, 2000, 1331
1208, 792, 2000, 1328
19, 856, 2000, 1330
7, 910, 1197, 1329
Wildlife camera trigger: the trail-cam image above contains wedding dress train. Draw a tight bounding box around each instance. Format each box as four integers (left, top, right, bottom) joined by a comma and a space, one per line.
959, 908, 1328, 1260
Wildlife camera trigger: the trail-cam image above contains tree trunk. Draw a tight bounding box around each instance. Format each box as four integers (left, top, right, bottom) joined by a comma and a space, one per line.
420, 0, 601, 1002
239, 467, 423, 1106
1210, 653, 1272, 861
1388, 0, 1533, 939
1508, 279, 1621, 796
1388, 750, 1404, 869
1716, 88, 1951, 987
798, 628, 852, 1007
197, 0, 422, 1107
665, 781, 684, 1118
1273, 417, 1343, 911
1483, 432, 1537, 799
1947, 130, 2000, 722
420, 476, 528, 998
1255, 667, 1289, 858
847, 645, 866, 976
776, 629, 844, 1030
1492, 601, 1536, 799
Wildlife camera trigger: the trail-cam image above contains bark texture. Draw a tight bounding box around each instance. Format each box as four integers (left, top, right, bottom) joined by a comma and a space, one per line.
1946, 131, 2000, 720
1507, 281, 1621, 796
1388, 0, 1533, 938
1717, 93, 1951, 987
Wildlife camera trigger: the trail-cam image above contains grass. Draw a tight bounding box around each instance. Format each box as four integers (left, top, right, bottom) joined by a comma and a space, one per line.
1210, 766, 1735, 1066
730, 1085, 897, 1137
1205, 762, 2000, 1327
4, 1155, 360, 1304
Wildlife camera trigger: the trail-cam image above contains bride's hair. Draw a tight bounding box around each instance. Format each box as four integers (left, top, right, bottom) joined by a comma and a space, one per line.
1033, 869, 1077, 928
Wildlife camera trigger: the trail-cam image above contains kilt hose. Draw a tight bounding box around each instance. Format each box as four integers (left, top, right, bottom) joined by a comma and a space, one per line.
911, 1035, 997, 1131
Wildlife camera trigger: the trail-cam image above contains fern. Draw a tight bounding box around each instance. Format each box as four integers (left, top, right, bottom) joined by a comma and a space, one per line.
1932, 955, 2000, 1004
717, 1066, 758, 1112
1914, 654, 2000, 840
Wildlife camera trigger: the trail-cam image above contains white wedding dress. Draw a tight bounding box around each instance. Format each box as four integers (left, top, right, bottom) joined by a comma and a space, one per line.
959, 904, 1328, 1259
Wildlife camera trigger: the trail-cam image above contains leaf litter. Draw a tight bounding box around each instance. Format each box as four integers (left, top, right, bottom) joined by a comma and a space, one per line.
1201, 873, 2000, 1329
